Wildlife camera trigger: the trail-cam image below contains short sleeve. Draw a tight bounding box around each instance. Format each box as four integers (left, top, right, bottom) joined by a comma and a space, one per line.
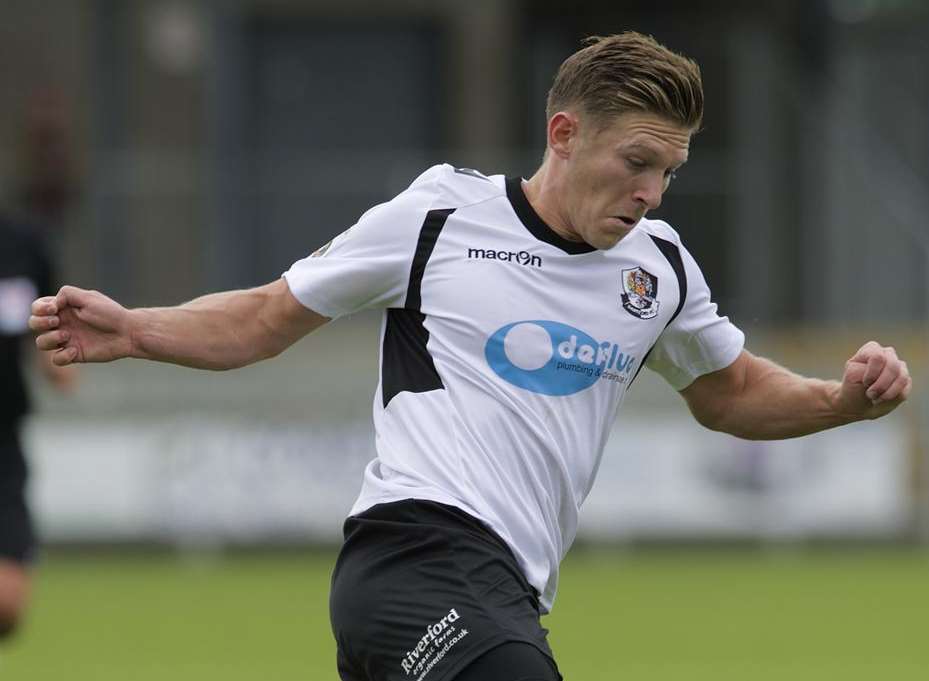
645, 240, 744, 390
282, 165, 446, 319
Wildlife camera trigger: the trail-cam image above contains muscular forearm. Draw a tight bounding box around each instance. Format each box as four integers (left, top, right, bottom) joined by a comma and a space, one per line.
684, 346, 910, 440
31, 279, 324, 368
710, 359, 855, 440
131, 287, 289, 370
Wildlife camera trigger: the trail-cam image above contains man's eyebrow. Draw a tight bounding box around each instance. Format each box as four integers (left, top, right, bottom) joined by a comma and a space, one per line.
623, 143, 657, 153
623, 142, 688, 167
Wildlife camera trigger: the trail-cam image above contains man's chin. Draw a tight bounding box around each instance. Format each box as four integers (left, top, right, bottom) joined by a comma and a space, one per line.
592, 225, 634, 250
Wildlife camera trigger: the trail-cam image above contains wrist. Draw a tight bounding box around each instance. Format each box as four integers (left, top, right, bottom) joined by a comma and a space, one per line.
825, 379, 863, 424
125, 308, 148, 360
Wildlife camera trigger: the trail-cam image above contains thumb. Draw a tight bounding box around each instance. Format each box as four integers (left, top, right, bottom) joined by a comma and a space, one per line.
849, 340, 882, 365
56, 285, 91, 312
844, 360, 867, 385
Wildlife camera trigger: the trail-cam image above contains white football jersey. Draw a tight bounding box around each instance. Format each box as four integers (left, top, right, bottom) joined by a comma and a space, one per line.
284, 164, 744, 611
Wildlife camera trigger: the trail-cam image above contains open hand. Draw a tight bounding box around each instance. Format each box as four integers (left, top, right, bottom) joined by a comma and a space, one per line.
29, 286, 133, 365
838, 341, 911, 420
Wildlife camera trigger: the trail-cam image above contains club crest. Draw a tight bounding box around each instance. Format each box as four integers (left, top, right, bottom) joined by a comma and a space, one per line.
621, 267, 660, 319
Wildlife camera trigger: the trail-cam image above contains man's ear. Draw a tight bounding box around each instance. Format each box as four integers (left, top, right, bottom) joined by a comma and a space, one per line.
547, 111, 580, 160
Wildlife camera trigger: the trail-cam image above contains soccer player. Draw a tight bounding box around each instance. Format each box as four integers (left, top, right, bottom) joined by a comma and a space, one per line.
1, 214, 76, 638
29, 33, 910, 680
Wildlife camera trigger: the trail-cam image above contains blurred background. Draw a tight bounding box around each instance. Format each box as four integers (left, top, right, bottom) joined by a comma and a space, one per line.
1, 1, 927, 679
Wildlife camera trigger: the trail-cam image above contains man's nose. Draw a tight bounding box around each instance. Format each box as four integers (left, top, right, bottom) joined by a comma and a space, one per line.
633, 176, 664, 211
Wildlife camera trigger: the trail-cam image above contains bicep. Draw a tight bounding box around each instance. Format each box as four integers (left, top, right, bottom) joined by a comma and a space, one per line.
679, 349, 751, 428
644, 236, 745, 391
257, 278, 330, 356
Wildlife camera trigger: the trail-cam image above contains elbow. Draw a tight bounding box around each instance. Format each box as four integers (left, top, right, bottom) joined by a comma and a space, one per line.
690, 400, 763, 440
693, 406, 770, 441
689, 399, 728, 433
255, 344, 285, 364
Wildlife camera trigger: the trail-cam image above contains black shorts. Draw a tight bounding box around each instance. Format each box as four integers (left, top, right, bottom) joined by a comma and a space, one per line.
0, 426, 35, 564
330, 499, 561, 681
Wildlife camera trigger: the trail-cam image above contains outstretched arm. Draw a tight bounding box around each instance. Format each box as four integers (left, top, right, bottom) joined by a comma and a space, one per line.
29, 278, 328, 371
681, 342, 912, 440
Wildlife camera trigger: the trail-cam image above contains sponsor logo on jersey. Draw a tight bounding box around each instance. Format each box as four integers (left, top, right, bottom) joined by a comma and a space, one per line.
485, 320, 637, 396
467, 247, 542, 269
400, 607, 467, 677
621, 266, 660, 319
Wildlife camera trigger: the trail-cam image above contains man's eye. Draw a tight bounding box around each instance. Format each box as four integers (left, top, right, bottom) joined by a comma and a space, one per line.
626, 157, 646, 169
664, 169, 678, 183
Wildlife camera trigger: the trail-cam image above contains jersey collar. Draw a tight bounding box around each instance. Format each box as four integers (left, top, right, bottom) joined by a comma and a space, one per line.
505, 177, 597, 255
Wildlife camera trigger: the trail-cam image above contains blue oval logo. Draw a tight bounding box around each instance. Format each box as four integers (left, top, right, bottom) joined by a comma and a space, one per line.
484, 320, 636, 396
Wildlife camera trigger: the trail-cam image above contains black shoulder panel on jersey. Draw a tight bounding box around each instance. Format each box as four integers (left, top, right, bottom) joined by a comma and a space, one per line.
382, 208, 456, 408
404, 208, 454, 310
629, 234, 688, 387
648, 235, 687, 325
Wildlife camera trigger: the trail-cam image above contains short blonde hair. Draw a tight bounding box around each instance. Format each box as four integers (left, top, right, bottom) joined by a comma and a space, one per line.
546, 32, 703, 131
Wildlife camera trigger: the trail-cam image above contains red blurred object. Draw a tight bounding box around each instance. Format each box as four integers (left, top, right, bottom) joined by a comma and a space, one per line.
18, 87, 77, 226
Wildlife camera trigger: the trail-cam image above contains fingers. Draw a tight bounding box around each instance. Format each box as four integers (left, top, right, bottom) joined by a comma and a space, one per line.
846, 341, 912, 408
39, 335, 79, 366
28, 313, 59, 332
848, 341, 885, 386
51, 347, 79, 366
850, 340, 883, 364
29, 296, 60, 333
30, 286, 91, 333
57, 285, 99, 313
31, 286, 88, 317
29, 286, 92, 365
864, 349, 897, 396
35, 329, 70, 352
876, 367, 912, 404
31, 295, 58, 316
861, 347, 890, 387
901, 372, 914, 401
843, 360, 866, 384
31, 293, 66, 339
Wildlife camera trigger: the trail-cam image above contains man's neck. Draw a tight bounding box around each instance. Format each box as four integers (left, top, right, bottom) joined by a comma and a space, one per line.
521, 167, 582, 244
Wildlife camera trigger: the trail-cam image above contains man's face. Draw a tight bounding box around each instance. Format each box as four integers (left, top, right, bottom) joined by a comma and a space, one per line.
556, 112, 692, 250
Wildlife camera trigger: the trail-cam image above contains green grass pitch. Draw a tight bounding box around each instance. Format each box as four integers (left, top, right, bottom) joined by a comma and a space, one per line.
2, 548, 928, 680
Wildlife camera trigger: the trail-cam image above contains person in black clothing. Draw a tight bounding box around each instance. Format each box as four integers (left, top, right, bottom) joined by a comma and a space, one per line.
0, 214, 75, 638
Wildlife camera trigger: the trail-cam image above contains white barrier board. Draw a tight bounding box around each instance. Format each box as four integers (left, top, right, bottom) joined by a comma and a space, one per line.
24, 415, 909, 543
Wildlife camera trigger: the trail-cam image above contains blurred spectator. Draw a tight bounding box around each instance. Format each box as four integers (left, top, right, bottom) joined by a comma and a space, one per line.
0, 213, 77, 638
0, 88, 77, 638
15, 88, 77, 228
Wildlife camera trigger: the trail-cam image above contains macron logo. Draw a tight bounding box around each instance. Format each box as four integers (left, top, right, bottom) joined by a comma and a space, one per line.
468, 247, 542, 269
